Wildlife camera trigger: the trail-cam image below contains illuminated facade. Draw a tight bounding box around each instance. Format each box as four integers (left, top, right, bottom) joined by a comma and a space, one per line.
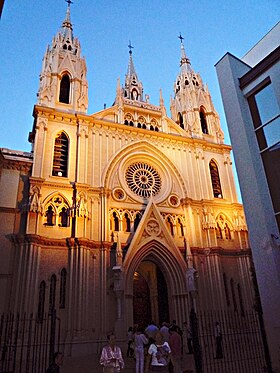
0, 5, 252, 354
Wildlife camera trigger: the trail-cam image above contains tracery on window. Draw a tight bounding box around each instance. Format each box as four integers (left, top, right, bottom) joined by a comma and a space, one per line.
44, 194, 70, 227
125, 162, 161, 198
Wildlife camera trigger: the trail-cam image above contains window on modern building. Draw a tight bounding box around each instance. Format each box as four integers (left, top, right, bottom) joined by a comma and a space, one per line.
59, 74, 70, 104
49, 274, 57, 312
248, 81, 280, 229
200, 107, 208, 134
52, 132, 69, 177
59, 268, 67, 309
209, 160, 223, 198
37, 281, 46, 321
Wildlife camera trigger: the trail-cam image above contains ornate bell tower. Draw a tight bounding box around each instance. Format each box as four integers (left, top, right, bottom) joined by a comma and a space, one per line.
123, 42, 144, 101
170, 35, 224, 143
37, 2, 88, 113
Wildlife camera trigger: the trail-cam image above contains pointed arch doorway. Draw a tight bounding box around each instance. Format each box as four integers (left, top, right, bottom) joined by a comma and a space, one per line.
133, 260, 169, 328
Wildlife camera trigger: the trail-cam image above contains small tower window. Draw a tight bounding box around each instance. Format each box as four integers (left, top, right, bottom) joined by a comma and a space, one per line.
52, 132, 69, 177
200, 107, 208, 134
209, 160, 223, 198
59, 74, 70, 104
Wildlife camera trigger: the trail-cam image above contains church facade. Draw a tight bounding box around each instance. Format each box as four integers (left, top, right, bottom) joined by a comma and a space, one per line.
0, 5, 253, 354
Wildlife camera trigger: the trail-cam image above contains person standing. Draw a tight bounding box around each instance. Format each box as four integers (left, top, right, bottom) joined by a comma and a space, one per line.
160, 322, 170, 343
100, 333, 125, 373
145, 321, 159, 345
126, 326, 134, 358
146, 331, 171, 373
183, 321, 193, 354
214, 322, 223, 359
169, 326, 182, 373
134, 327, 148, 373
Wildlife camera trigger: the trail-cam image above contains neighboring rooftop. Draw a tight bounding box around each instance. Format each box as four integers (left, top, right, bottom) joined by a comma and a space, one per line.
242, 21, 280, 67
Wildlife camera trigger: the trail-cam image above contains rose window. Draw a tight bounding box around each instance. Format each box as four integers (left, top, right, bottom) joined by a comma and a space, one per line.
125, 162, 161, 198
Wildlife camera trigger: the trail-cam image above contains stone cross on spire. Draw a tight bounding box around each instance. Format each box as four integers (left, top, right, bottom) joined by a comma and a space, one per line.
128, 40, 134, 55
65, 0, 73, 7
178, 32, 184, 43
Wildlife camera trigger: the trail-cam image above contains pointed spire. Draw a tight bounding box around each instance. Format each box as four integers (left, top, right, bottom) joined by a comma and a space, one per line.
127, 41, 137, 78
124, 41, 143, 101
61, 0, 73, 40
159, 89, 167, 116
178, 33, 192, 72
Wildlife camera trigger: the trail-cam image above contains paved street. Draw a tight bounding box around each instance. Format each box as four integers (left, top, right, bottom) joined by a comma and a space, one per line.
62, 352, 195, 372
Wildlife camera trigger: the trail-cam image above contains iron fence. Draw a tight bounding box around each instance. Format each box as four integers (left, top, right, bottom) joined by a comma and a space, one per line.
191, 309, 271, 373
0, 311, 60, 373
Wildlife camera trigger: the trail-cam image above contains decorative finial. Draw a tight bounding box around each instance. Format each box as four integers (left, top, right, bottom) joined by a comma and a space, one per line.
65, 0, 73, 7
128, 40, 134, 55
178, 33, 184, 44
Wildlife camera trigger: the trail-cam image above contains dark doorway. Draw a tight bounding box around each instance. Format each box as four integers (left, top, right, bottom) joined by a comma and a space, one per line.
133, 272, 151, 328
133, 261, 169, 328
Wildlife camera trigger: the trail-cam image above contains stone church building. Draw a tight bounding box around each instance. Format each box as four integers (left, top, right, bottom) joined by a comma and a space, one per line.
0, 5, 253, 355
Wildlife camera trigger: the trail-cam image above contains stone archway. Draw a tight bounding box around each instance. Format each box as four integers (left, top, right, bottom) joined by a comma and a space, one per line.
133, 260, 169, 329
123, 240, 188, 333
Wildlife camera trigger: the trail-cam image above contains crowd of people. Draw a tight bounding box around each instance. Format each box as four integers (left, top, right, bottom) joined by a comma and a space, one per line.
99, 320, 193, 373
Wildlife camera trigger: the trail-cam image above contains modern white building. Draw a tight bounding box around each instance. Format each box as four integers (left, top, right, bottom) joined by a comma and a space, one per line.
216, 22, 280, 372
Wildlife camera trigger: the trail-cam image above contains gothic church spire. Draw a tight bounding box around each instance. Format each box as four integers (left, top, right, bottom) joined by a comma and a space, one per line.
123, 42, 144, 101
37, 1, 88, 113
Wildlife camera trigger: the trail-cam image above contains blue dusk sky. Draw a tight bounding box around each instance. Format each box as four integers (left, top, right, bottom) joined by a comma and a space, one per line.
0, 1, 279, 200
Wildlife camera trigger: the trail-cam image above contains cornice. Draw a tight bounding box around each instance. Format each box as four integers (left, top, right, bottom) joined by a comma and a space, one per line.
33, 105, 231, 152
191, 246, 251, 257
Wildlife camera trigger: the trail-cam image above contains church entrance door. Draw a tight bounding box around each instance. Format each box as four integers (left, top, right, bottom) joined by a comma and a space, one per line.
133, 260, 169, 329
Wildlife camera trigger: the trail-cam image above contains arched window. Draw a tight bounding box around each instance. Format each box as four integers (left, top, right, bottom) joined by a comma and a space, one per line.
224, 223, 231, 240
59, 74, 70, 104
200, 107, 208, 134
137, 123, 141, 128
124, 119, 129, 126
167, 217, 174, 236
223, 273, 230, 307
129, 121, 134, 126
37, 281, 46, 320
134, 214, 141, 232
230, 278, 237, 312
124, 213, 131, 232
216, 223, 223, 239
178, 112, 184, 129
155, 127, 159, 132
209, 160, 223, 198
49, 274, 57, 312
142, 123, 146, 129
178, 218, 184, 236
52, 132, 69, 177
45, 206, 55, 226
150, 125, 154, 131
59, 207, 68, 227
59, 268, 67, 309
113, 212, 119, 231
